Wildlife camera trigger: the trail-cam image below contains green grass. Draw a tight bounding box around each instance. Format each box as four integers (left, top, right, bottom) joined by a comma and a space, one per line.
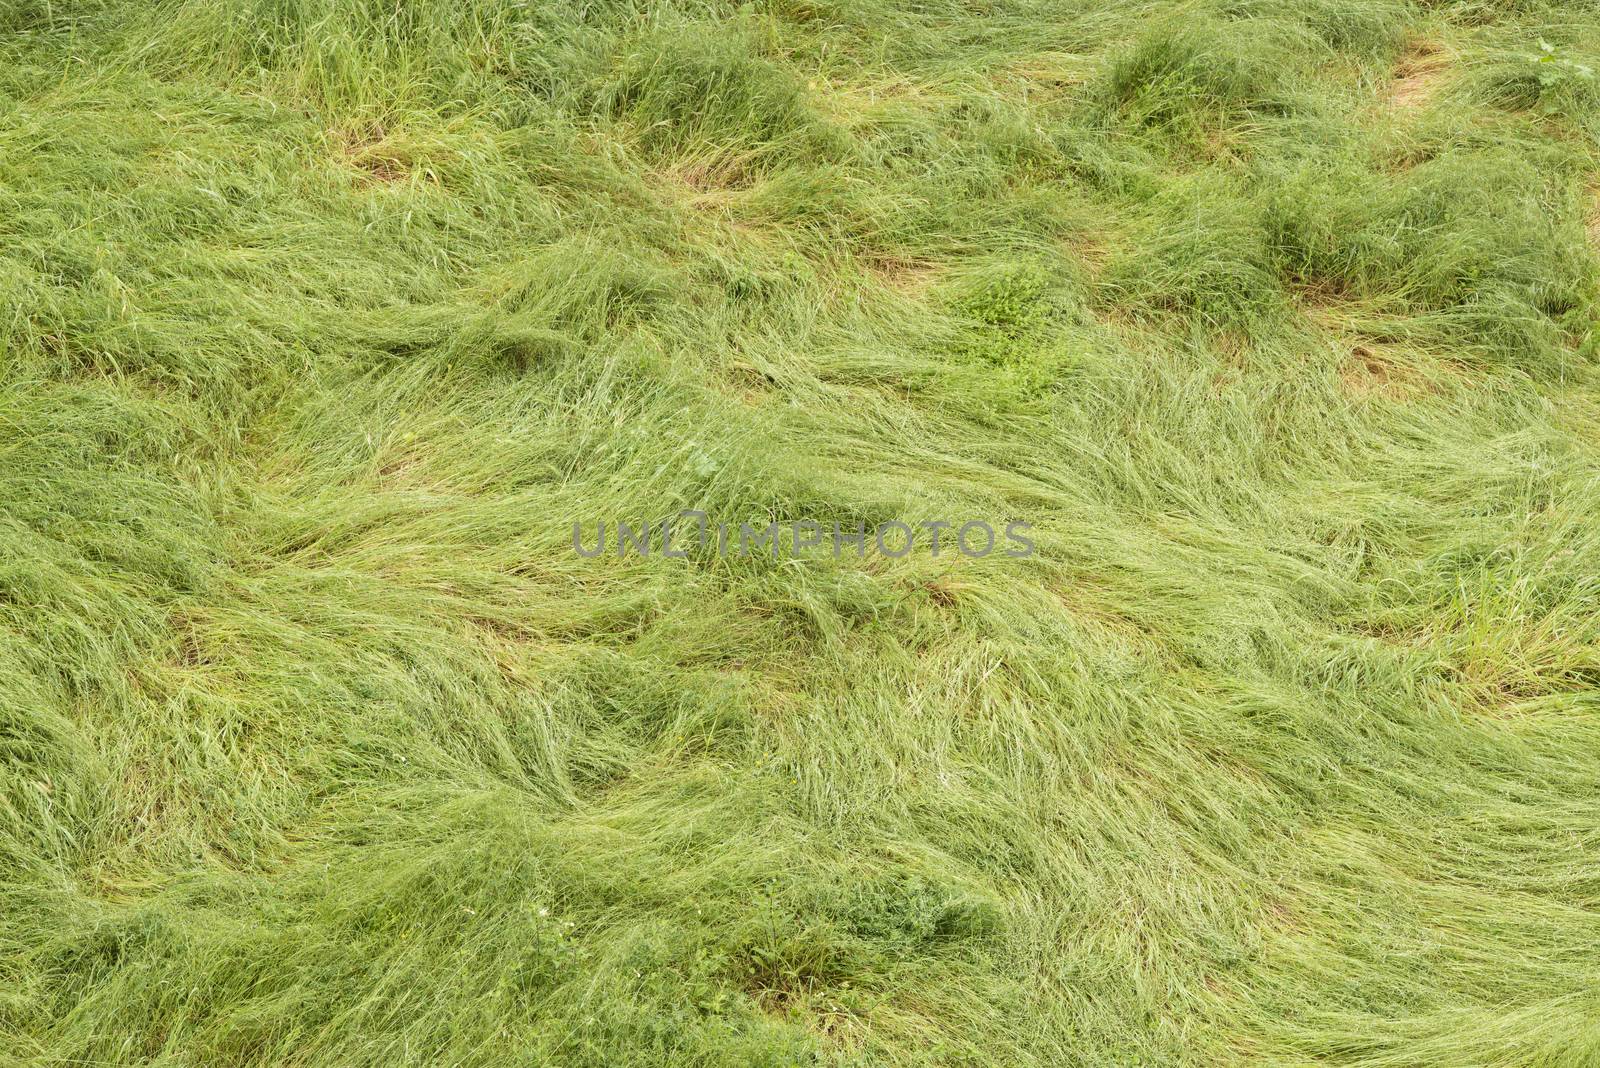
3, 0, 1600, 1064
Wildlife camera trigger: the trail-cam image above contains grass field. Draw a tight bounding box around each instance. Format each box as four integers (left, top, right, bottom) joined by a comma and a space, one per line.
3, 0, 1600, 1064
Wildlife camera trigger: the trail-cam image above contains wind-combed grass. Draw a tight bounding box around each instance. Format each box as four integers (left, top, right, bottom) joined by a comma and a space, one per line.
2, 0, 1600, 1065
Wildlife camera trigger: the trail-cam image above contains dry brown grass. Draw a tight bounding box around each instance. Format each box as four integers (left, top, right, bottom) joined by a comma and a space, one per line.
1297, 291, 1452, 400
863, 253, 943, 297
331, 123, 409, 183
1385, 40, 1451, 112
724, 360, 781, 407
1340, 342, 1419, 399
652, 154, 756, 198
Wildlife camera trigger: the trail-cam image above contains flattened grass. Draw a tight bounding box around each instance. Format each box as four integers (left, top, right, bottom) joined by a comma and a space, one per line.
3, 0, 1600, 1065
